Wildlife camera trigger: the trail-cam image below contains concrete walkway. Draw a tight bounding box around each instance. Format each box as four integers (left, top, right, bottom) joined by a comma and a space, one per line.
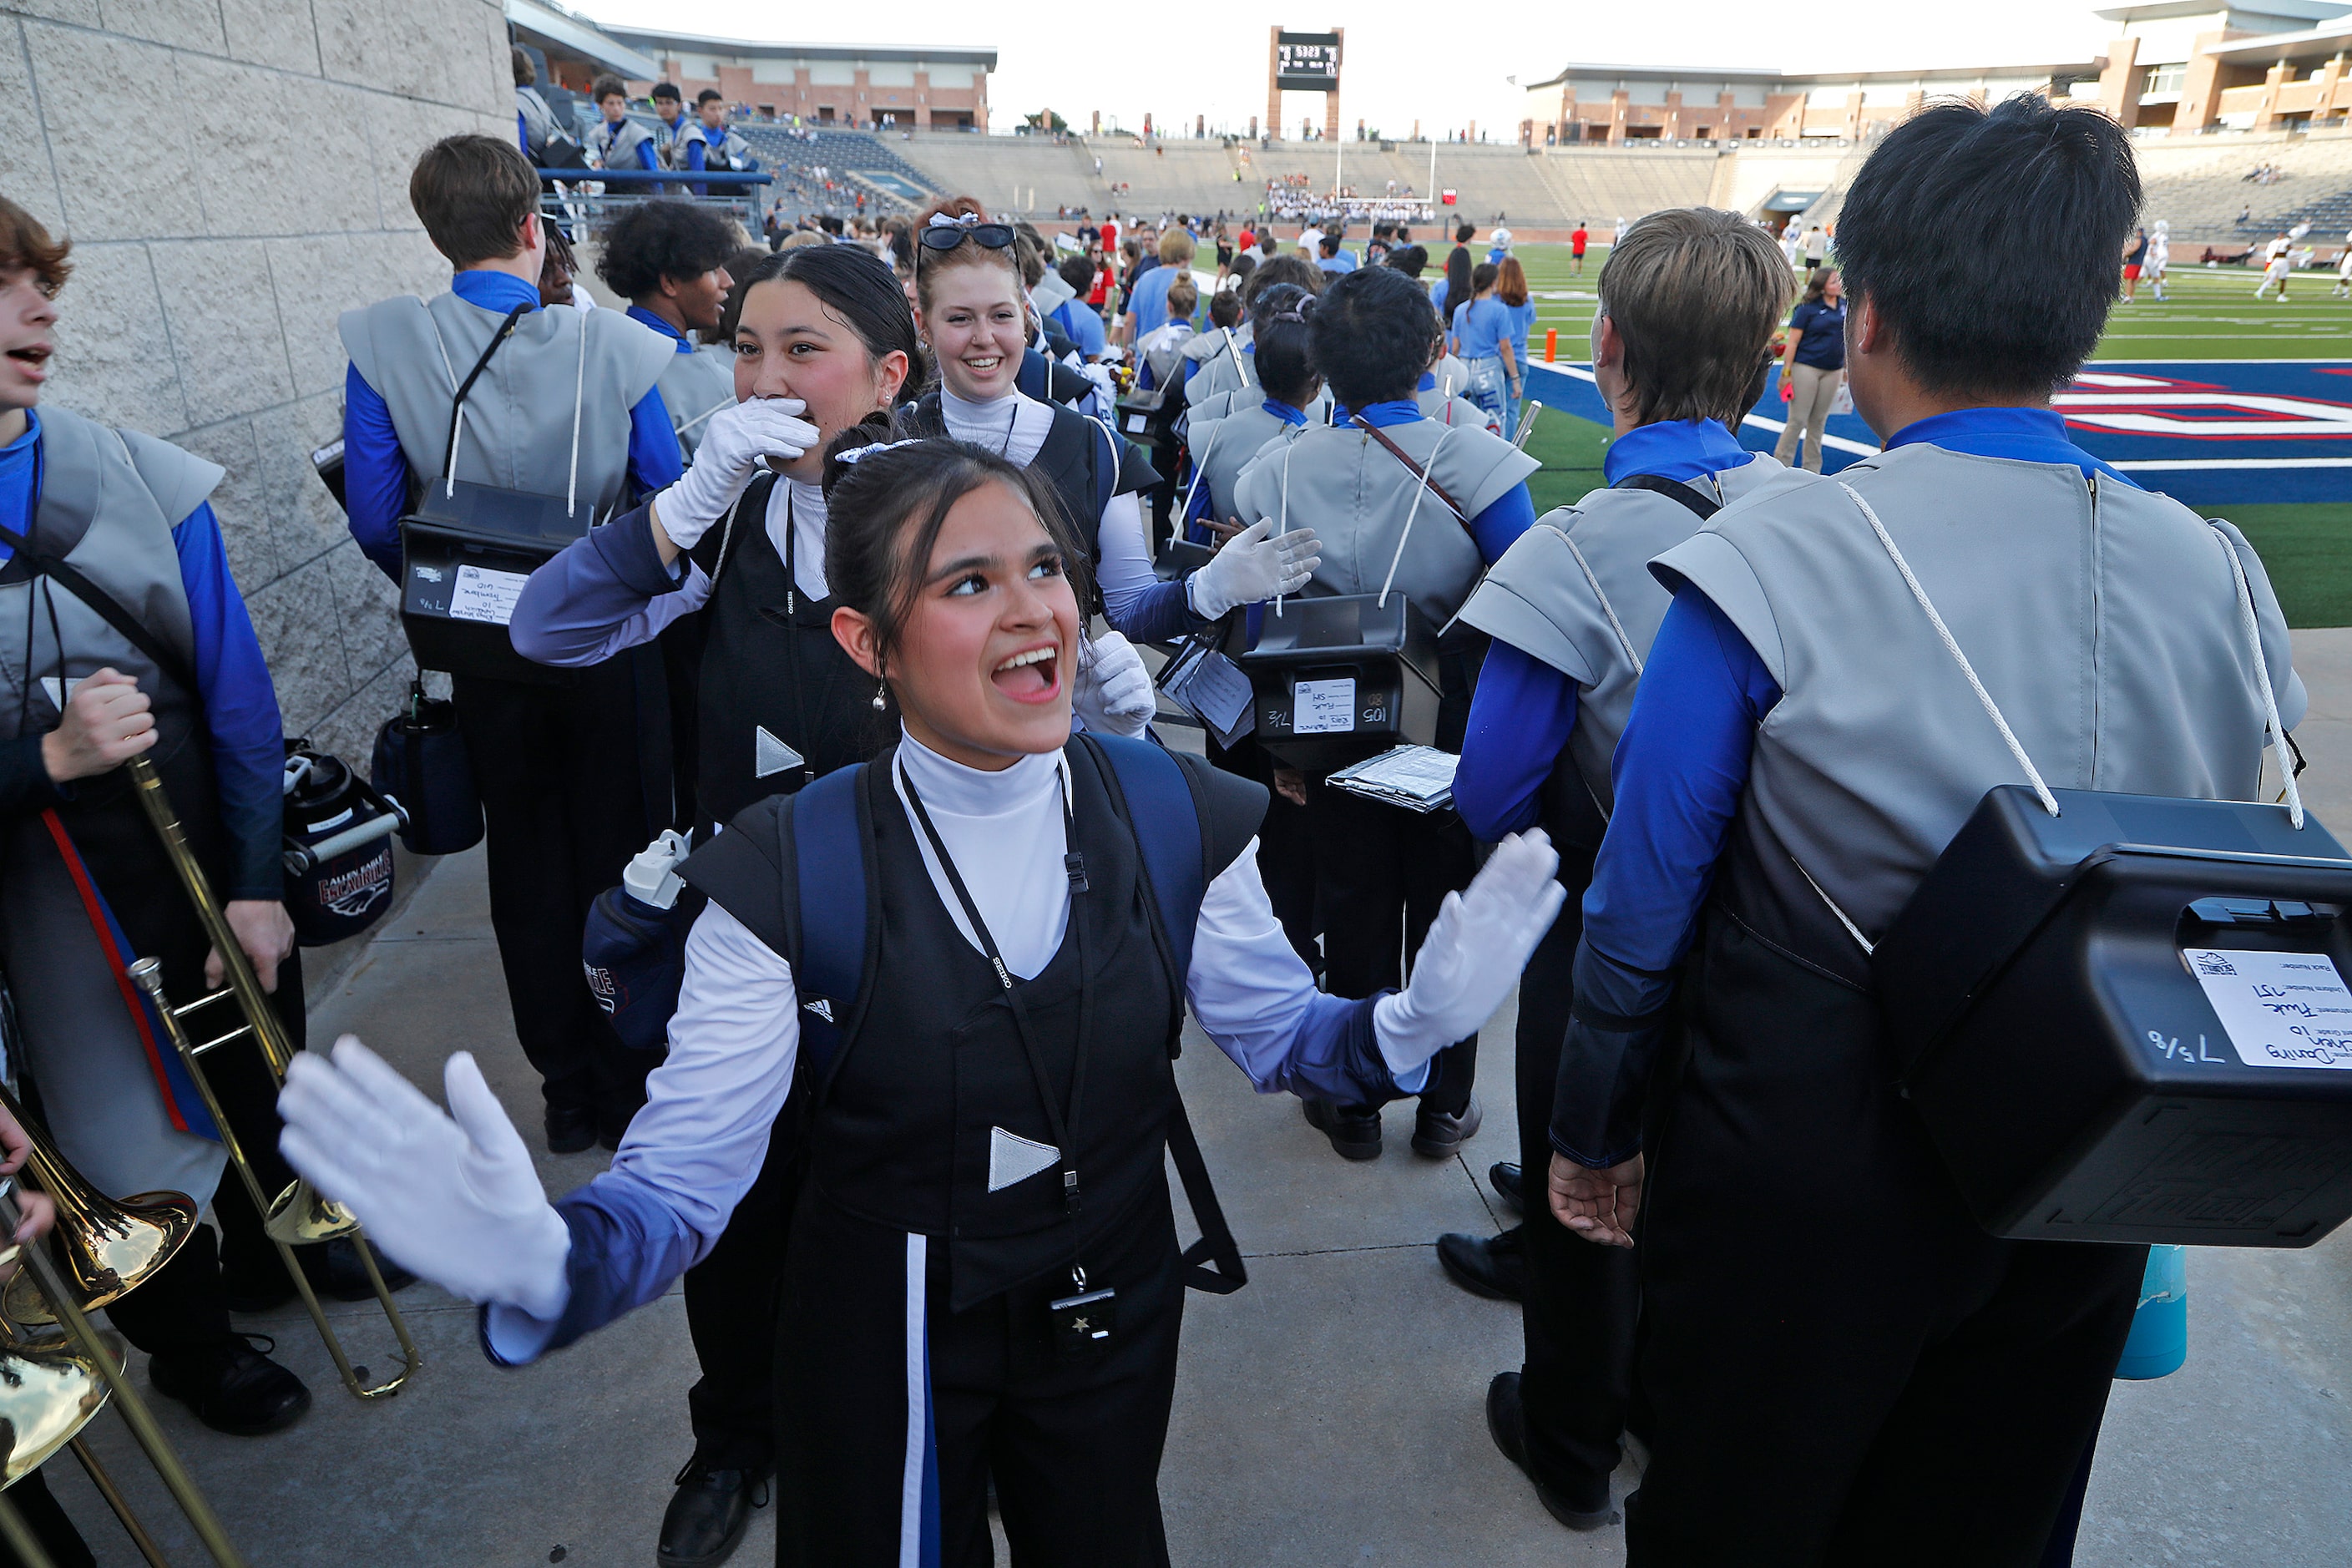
38, 630, 2352, 1565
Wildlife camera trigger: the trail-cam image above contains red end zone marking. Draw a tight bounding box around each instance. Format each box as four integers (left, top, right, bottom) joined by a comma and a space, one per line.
2058, 371, 2352, 441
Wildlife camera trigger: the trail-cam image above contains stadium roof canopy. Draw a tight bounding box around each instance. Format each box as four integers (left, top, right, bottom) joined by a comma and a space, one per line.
2093, 0, 2349, 23
2203, 17, 2352, 60
593, 24, 997, 69
1522, 59, 2100, 92
504, 0, 659, 79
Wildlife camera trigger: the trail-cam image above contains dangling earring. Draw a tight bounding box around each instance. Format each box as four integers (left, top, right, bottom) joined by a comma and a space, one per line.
872, 671, 888, 711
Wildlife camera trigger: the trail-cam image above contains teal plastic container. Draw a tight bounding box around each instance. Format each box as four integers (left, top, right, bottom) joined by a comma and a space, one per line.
2114, 1244, 2188, 1380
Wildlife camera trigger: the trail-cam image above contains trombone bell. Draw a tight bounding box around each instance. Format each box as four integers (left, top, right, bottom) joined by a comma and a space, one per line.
0, 1191, 197, 1332
0, 1319, 117, 1488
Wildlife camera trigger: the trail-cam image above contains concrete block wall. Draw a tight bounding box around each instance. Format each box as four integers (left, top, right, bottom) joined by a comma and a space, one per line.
0, 0, 510, 763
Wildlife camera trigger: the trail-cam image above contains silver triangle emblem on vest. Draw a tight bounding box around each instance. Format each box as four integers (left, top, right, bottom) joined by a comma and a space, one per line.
753, 726, 804, 779
987, 1127, 1060, 1193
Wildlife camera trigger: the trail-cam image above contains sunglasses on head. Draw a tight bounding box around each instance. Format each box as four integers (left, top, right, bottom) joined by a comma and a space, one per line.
919, 223, 1015, 252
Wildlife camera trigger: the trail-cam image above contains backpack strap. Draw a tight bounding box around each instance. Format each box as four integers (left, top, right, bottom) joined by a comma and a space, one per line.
1611, 473, 1722, 520
1080, 732, 1264, 1297
787, 761, 873, 1089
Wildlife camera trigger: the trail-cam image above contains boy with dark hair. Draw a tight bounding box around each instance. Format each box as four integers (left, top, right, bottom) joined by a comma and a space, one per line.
1050, 255, 1106, 360
1232, 262, 1542, 1163
339, 134, 684, 1154
1316, 231, 1356, 274
693, 89, 760, 175
649, 82, 701, 180
596, 200, 741, 458
0, 195, 347, 1449
1440, 206, 1795, 1533
589, 75, 656, 172
1549, 96, 2301, 1561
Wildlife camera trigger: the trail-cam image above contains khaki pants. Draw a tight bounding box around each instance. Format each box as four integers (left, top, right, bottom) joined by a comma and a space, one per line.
1773, 363, 1842, 473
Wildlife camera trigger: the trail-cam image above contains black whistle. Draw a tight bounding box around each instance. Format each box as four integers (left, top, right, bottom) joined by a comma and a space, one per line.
1064, 1170, 1083, 1215
1065, 852, 1090, 894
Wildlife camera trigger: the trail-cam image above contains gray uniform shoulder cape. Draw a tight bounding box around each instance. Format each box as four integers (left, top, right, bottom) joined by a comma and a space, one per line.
1184, 326, 1257, 407
1459, 452, 1788, 810
1231, 414, 1539, 625
1654, 442, 2305, 967
339, 292, 673, 519
1192, 403, 1304, 526
0, 405, 233, 1206
655, 346, 738, 461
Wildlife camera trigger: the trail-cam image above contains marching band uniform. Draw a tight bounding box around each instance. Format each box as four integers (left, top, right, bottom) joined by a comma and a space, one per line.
1231, 395, 1539, 1154
1554, 409, 2303, 1561
286, 730, 1562, 1566
340, 268, 680, 1146
1417, 367, 1498, 435
1183, 323, 1256, 410
591, 114, 658, 173
1191, 394, 1308, 529
0, 403, 315, 1425
907, 384, 1198, 642
625, 303, 737, 463
1452, 418, 1784, 1520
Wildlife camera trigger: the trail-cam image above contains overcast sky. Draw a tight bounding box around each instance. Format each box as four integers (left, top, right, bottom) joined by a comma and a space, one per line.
583, 0, 2121, 138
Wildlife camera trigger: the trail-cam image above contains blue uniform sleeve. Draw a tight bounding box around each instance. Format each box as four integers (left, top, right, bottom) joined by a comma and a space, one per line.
1454, 641, 1576, 842
1550, 587, 1781, 1168
341, 364, 410, 582
0, 736, 65, 817
627, 387, 685, 498
1105, 576, 1205, 644
634, 138, 659, 172
173, 502, 286, 901
1469, 483, 1536, 565
479, 1171, 702, 1366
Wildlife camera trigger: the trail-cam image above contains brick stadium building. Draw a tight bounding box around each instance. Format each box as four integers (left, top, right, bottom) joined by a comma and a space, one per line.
601, 26, 995, 130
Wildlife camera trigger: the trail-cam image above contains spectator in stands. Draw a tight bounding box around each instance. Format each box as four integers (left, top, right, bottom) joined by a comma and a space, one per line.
649, 83, 702, 180
1053, 255, 1107, 359
1125, 227, 1198, 345
1318, 233, 1357, 274
589, 75, 656, 173
597, 200, 741, 458
1773, 266, 1844, 471
695, 90, 760, 174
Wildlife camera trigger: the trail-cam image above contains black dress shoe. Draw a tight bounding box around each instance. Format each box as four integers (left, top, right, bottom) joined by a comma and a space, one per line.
659, 1461, 771, 1568
222, 1237, 417, 1313
148, 1333, 311, 1437
1412, 1091, 1482, 1157
1301, 1099, 1382, 1161
545, 1103, 598, 1156
1490, 1161, 1524, 1216
1486, 1372, 1616, 1530
1437, 1227, 1525, 1302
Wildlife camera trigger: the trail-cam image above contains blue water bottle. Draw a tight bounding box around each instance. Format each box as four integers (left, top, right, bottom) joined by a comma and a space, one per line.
2114, 1244, 2188, 1380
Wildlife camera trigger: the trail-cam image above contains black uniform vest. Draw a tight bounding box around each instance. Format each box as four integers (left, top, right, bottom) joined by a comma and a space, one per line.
911, 390, 1109, 564
811, 744, 1182, 1310
685, 473, 884, 826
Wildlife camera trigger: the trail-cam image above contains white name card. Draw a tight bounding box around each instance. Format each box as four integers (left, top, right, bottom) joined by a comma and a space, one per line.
448, 564, 529, 626
1293, 677, 1357, 735
2183, 948, 2352, 1070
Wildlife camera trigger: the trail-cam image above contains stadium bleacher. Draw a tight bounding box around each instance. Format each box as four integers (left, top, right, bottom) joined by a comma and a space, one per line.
2135, 131, 2352, 245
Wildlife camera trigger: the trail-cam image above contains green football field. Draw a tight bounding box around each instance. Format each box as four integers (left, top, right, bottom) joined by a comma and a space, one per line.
1500, 244, 2352, 625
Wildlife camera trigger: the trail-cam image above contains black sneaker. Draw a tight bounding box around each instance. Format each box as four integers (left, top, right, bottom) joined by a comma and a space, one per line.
221, 1237, 417, 1313
1301, 1099, 1382, 1161
1485, 1372, 1616, 1530
545, 1103, 598, 1156
1489, 1161, 1524, 1216
1412, 1092, 1482, 1157
658, 1459, 771, 1568
1437, 1227, 1524, 1302
148, 1333, 311, 1437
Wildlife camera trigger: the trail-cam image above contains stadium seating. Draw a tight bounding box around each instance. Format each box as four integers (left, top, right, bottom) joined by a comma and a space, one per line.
2135, 132, 2352, 245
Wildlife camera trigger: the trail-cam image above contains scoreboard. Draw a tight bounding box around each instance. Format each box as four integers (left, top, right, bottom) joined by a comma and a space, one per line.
1274, 31, 1341, 93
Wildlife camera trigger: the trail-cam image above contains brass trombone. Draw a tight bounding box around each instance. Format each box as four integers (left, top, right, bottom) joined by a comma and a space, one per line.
0, 1083, 198, 1333
0, 1176, 249, 1567
122, 755, 419, 1400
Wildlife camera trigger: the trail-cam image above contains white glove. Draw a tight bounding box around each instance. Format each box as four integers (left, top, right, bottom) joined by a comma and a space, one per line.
1187, 518, 1321, 619
1374, 831, 1566, 1074
1072, 631, 1156, 739
278, 1038, 571, 1319
650, 396, 820, 551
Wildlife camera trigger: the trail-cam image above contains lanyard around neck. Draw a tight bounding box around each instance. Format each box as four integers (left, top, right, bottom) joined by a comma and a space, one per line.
898, 756, 1094, 1216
